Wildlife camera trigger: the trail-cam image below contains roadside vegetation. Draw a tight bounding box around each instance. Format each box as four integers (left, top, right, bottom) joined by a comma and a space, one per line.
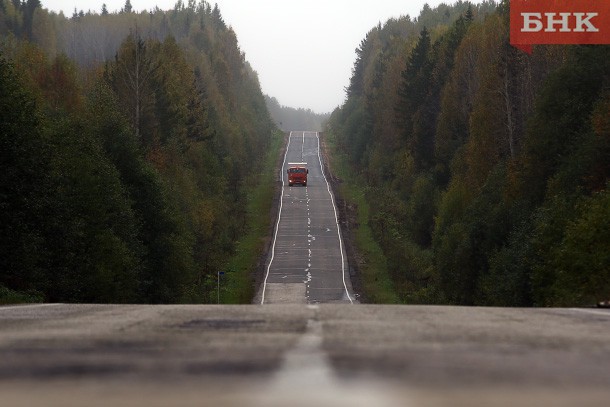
221, 130, 284, 304
327, 0, 609, 306
0, 0, 275, 303
324, 132, 399, 303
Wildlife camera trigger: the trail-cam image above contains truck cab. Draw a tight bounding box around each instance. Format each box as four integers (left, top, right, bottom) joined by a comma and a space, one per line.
287, 163, 308, 187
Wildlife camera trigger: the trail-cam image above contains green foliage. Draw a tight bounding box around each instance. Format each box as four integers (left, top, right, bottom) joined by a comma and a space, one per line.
1, 54, 144, 303
396, 26, 431, 138
0, 56, 49, 294
405, 174, 438, 246
43, 115, 143, 302
86, 82, 200, 303
0, 284, 43, 304
0, 1, 275, 303
325, 130, 399, 304
530, 190, 610, 306
541, 190, 610, 306
328, 1, 608, 307
221, 130, 284, 304
518, 46, 610, 205
333, 96, 371, 167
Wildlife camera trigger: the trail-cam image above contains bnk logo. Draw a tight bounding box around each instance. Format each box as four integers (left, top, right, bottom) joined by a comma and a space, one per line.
510, 0, 610, 53
521, 12, 599, 32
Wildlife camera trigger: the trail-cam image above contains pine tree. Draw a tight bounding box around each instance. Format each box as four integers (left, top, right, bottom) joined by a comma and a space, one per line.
106, 31, 158, 144
22, 0, 40, 39
395, 26, 432, 169
465, 4, 474, 21
123, 0, 132, 13
0, 57, 50, 295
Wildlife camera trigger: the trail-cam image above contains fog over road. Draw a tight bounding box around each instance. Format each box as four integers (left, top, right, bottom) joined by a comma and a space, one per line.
1, 133, 609, 406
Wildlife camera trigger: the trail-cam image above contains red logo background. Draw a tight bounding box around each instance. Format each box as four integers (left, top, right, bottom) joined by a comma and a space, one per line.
510, 0, 610, 53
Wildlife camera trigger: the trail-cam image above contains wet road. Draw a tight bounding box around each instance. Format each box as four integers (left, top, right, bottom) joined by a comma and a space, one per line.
258, 131, 354, 304
3, 133, 609, 406
1, 303, 609, 406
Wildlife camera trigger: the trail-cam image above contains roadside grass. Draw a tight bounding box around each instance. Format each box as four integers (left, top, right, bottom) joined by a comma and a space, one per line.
324, 132, 399, 304
0, 285, 44, 305
221, 130, 284, 303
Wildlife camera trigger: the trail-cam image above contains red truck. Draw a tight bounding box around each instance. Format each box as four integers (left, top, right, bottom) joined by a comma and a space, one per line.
287, 163, 308, 187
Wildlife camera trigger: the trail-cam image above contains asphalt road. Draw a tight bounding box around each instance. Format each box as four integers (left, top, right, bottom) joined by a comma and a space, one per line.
257, 131, 354, 304
2, 132, 609, 406
1, 303, 609, 406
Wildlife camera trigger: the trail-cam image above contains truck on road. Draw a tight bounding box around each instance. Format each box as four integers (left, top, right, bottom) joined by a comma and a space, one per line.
287, 163, 308, 187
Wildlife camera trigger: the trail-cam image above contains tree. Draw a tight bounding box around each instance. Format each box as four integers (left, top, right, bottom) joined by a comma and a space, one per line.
41, 54, 81, 112
1, 56, 144, 303
211, 4, 225, 31
85, 81, 198, 303
43, 114, 143, 303
518, 46, 609, 205
434, 19, 481, 183
347, 33, 375, 99
106, 30, 158, 144
395, 26, 432, 169
123, 0, 132, 13
153, 35, 192, 145
540, 191, 610, 306
0, 57, 50, 295
21, 0, 41, 39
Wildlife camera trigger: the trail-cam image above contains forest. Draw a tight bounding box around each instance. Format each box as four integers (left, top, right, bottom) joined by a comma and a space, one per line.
0, 0, 276, 303
265, 95, 330, 132
327, 0, 609, 306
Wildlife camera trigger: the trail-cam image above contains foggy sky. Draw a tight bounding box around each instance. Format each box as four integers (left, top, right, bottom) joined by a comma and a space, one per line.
42, 0, 477, 113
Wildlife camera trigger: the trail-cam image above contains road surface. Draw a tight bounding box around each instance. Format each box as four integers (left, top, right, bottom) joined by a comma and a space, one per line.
257, 131, 354, 304
1, 303, 609, 406
2, 132, 609, 406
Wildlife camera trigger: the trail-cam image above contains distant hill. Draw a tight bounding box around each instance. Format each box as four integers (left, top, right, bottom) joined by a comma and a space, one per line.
265, 95, 330, 132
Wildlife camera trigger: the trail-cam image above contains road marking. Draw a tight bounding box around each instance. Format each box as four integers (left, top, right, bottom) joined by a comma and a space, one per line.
262, 131, 354, 304
315, 132, 353, 304
0, 303, 62, 311
261, 131, 293, 304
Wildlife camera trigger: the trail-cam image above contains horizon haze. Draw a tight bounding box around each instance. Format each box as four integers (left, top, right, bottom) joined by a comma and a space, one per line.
41, 0, 487, 113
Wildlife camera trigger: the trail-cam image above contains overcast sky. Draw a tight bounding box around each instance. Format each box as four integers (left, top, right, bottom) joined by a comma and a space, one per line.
41, 0, 475, 113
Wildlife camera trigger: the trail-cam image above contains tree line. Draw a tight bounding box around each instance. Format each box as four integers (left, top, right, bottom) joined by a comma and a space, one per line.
327, 0, 609, 306
265, 96, 330, 132
0, 0, 275, 303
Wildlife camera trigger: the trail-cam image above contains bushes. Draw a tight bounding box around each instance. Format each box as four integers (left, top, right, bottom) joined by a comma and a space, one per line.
0, 285, 43, 305
531, 190, 610, 306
